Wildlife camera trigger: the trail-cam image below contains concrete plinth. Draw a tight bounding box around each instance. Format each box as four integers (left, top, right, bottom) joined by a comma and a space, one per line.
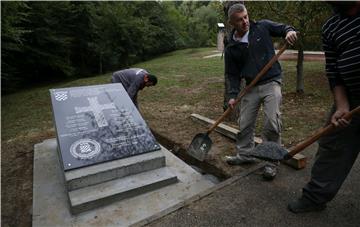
33, 139, 215, 226
65, 150, 166, 191
69, 167, 178, 214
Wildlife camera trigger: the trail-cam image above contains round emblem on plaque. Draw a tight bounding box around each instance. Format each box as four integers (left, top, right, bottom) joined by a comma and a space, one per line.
70, 139, 101, 159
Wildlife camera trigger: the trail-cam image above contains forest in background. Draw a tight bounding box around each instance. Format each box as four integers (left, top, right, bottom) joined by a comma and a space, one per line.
1, 1, 332, 94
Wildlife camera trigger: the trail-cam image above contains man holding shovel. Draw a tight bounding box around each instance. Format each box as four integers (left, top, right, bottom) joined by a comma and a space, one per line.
223, 3, 297, 180
288, 1, 360, 213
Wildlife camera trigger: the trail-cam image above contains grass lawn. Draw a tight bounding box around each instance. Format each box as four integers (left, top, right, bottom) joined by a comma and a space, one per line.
1, 48, 332, 143
1, 47, 333, 226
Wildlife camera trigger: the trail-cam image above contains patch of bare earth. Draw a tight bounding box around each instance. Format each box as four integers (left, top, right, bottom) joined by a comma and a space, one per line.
142, 69, 331, 179
142, 101, 255, 178
1, 130, 55, 227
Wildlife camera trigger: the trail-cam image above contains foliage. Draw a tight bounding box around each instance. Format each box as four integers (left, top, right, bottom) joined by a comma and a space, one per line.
1, 2, 30, 90
1, 1, 223, 94
1, 1, 332, 94
22, 2, 76, 79
246, 1, 333, 50
244, 1, 332, 93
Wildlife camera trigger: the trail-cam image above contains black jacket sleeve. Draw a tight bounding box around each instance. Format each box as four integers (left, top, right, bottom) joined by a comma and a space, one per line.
260, 19, 295, 37
225, 48, 241, 99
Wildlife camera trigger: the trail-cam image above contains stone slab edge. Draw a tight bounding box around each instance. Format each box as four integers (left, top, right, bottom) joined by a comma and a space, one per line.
70, 170, 178, 214
66, 151, 166, 191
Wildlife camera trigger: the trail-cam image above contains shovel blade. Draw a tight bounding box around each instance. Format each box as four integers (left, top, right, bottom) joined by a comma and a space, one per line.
187, 133, 212, 161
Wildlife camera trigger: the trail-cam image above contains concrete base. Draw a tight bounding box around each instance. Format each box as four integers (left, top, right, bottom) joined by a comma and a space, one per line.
69, 167, 178, 214
65, 149, 166, 191
33, 139, 215, 226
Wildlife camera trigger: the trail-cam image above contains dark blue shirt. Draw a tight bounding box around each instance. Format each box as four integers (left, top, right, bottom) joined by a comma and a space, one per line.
225, 20, 295, 99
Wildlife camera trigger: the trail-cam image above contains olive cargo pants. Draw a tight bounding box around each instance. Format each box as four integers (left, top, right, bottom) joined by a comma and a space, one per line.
236, 81, 282, 155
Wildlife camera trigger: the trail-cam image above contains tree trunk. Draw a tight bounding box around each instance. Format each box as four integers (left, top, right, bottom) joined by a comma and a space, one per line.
296, 19, 305, 93
99, 53, 103, 75
296, 3, 305, 94
296, 47, 304, 93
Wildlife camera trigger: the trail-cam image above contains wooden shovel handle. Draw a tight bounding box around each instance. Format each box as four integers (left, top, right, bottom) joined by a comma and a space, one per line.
206, 43, 289, 134
287, 106, 360, 158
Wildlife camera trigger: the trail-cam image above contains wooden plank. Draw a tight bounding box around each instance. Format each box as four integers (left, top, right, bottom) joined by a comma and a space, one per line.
190, 113, 262, 144
190, 113, 307, 169
283, 153, 307, 169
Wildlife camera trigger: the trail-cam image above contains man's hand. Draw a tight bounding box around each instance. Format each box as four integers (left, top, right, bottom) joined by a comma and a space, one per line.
331, 85, 351, 128
331, 108, 350, 128
285, 31, 298, 46
228, 98, 236, 109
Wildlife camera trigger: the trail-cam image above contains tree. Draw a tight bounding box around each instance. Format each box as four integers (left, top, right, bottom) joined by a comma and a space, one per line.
161, 2, 188, 48
1, 1, 226, 94
88, 1, 179, 74
22, 2, 76, 80
68, 2, 99, 76
247, 1, 332, 93
1, 2, 29, 92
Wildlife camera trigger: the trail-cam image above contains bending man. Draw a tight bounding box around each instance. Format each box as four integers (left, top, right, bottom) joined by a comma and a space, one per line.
111, 68, 157, 108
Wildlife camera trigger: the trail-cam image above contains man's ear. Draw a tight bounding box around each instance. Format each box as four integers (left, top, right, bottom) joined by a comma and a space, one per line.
144, 75, 149, 82
228, 18, 233, 27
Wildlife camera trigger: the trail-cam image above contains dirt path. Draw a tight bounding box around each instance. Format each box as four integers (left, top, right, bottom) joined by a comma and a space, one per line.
279, 52, 325, 61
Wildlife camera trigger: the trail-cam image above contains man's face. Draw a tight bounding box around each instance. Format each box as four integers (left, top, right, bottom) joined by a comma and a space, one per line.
145, 81, 154, 87
229, 9, 250, 34
144, 75, 154, 87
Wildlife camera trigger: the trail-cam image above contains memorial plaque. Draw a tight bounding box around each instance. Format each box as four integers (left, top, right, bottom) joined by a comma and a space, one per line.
50, 83, 160, 170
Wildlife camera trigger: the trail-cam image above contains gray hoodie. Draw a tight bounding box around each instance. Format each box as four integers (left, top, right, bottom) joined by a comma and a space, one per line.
111, 68, 148, 107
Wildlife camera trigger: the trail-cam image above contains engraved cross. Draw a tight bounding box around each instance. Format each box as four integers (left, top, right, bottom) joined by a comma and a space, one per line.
75, 97, 116, 127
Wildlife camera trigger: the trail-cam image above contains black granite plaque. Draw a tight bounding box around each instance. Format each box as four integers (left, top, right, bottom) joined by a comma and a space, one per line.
50, 83, 161, 171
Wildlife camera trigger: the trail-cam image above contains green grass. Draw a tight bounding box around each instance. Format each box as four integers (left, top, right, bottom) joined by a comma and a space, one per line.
2, 48, 332, 146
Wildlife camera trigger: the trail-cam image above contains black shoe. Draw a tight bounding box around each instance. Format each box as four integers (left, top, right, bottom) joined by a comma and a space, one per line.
262, 165, 277, 180
224, 155, 256, 165
288, 197, 326, 213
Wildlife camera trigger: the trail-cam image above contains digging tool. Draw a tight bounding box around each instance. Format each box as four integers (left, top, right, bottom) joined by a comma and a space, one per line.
187, 43, 289, 161
250, 106, 360, 162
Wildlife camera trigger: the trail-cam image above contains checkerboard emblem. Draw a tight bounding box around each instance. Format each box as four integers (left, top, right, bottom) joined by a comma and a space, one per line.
70, 139, 101, 159
54, 91, 68, 101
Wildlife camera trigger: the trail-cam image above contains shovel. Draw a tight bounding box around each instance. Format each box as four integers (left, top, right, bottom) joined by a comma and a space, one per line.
250, 105, 360, 162
188, 43, 289, 161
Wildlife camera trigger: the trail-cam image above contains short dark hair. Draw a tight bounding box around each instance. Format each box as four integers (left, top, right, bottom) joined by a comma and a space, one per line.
327, 1, 358, 15
147, 74, 158, 85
